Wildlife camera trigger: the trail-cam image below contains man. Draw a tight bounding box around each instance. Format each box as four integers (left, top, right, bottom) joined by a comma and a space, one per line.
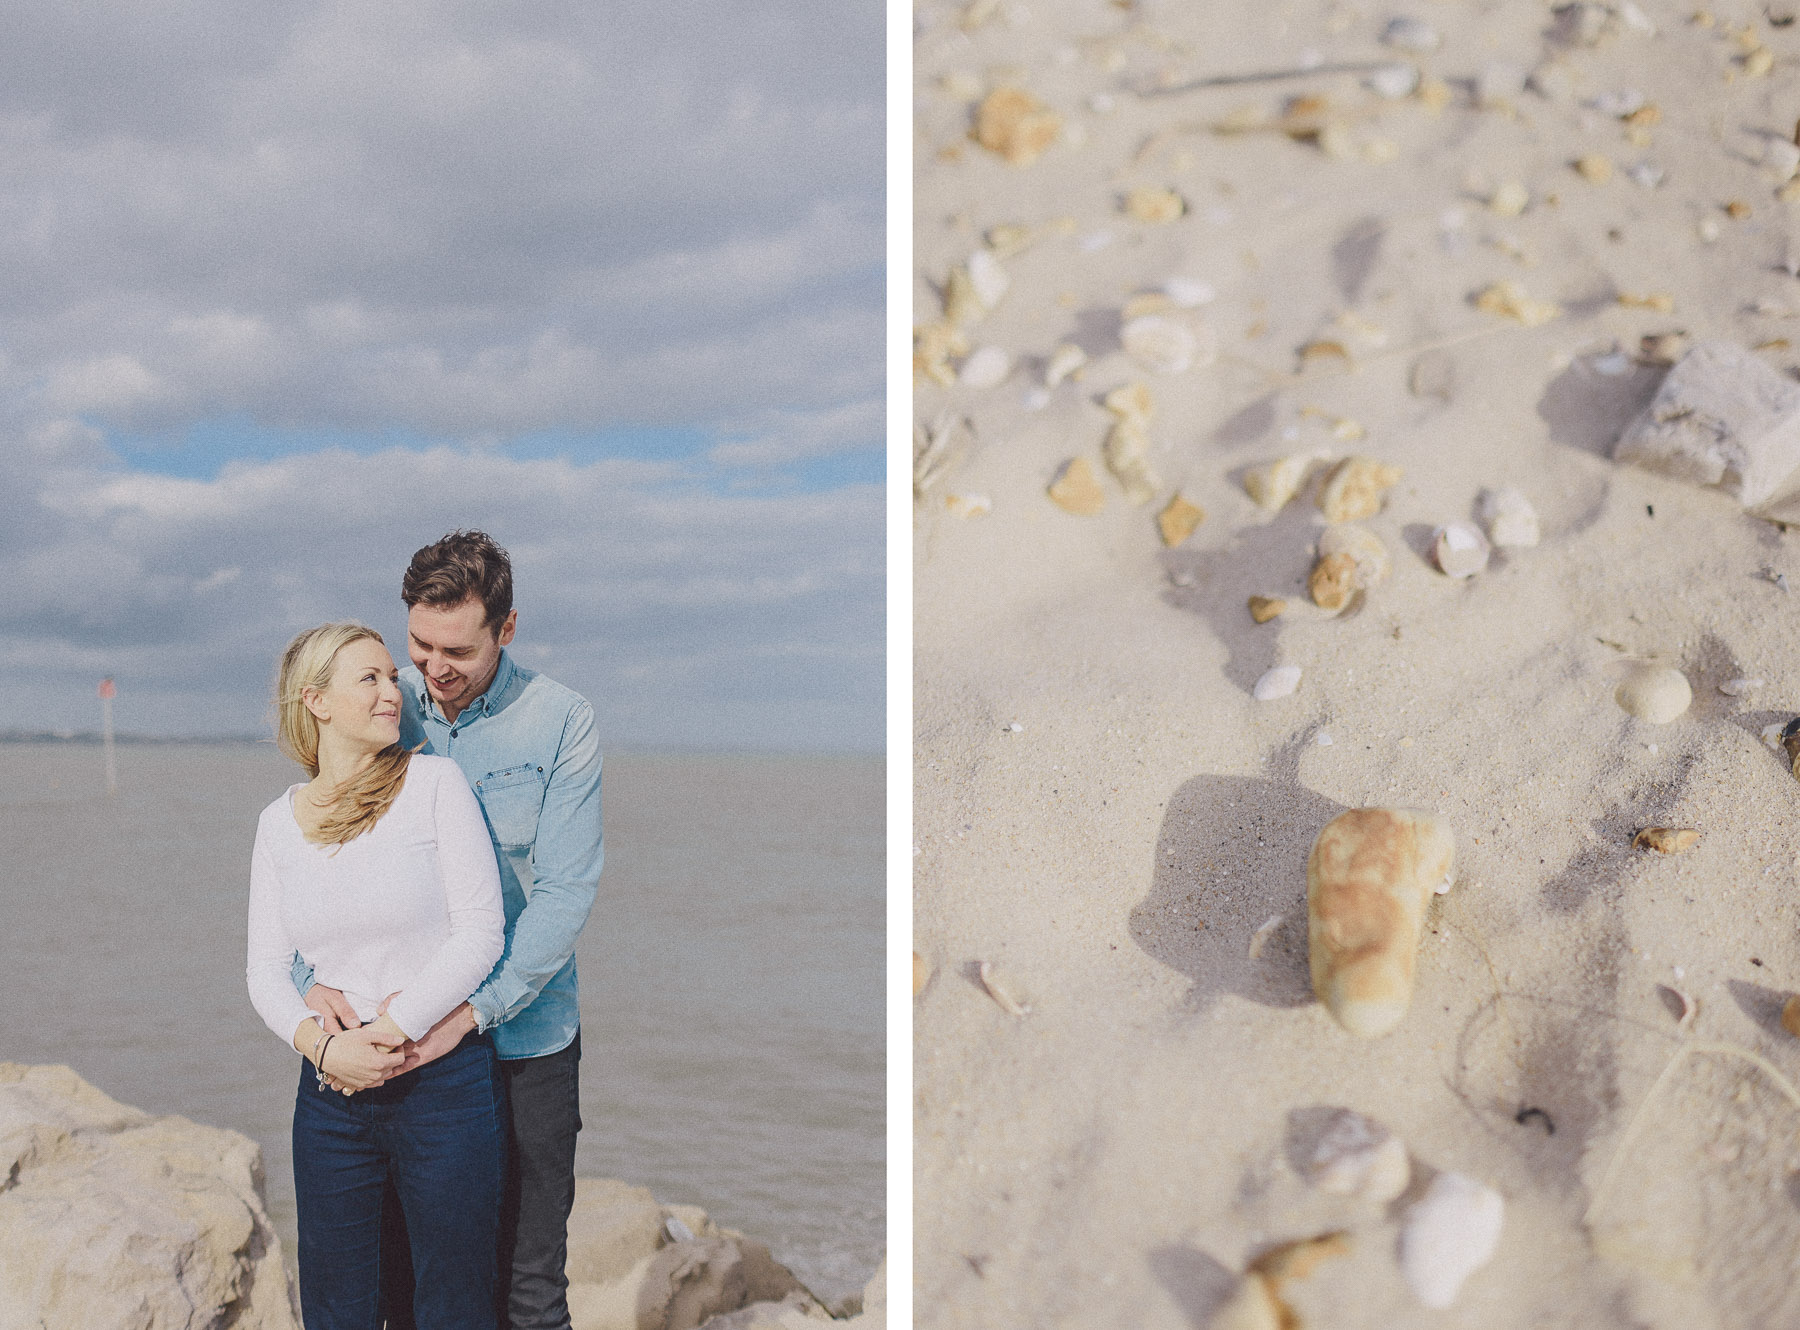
294, 529, 603, 1330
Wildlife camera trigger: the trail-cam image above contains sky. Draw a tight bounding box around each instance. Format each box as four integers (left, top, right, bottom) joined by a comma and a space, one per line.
0, 1, 884, 751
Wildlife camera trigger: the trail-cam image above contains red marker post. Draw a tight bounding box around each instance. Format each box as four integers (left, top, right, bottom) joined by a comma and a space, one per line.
98, 677, 117, 796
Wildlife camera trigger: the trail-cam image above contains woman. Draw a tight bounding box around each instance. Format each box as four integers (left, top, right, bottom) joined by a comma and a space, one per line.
246, 621, 507, 1329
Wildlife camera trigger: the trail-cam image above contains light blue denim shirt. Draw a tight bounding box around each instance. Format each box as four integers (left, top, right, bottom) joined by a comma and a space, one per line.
292, 648, 603, 1059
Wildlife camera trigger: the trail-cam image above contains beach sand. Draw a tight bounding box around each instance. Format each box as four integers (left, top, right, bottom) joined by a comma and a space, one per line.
913, 1, 1800, 1324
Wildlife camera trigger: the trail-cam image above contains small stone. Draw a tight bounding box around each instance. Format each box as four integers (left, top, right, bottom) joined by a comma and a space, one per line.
1309, 551, 1359, 611
913, 952, 931, 996
1318, 523, 1391, 586
1124, 186, 1185, 223
1727, 199, 1753, 220
1382, 16, 1441, 51
1248, 595, 1287, 624
1103, 418, 1157, 503
1318, 456, 1403, 522
1245, 454, 1326, 510
943, 266, 985, 327
1719, 677, 1762, 696
959, 345, 1012, 388
1615, 664, 1692, 723
1575, 153, 1615, 183
1047, 456, 1105, 514
1768, 139, 1800, 180
1634, 826, 1700, 853
974, 87, 1063, 166
1617, 291, 1674, 313
1475, 62, 1527, 107
1121, 315, 1213, 374
1102, 381, 1154, 425
1368, 63, 1421, 99
1746, 46, 1775, 77
939, 71, 984, 101
1699, 216, 1722, 242
966, 250, 1010, 310
1477, 487, 1540, 547
1399, 1173, 1504, 1309
1044, 342, 1087, 387
1476, 280, 1560, 326
1120, 292, 1172, 321
1209, 1275, 1283, 1330
1781, 994, 1800, 1038
1490, 179, 1530, 216
1157, 494, 1205, 546
1780, 178, 1800, 204
1415, 76, 1453, 112
944, 492, 991, 518
1433, 522, 1490, 577
1254, 665, 1302, 701
1304, 1108, 1411, 1202
1164, 276, 1216, 307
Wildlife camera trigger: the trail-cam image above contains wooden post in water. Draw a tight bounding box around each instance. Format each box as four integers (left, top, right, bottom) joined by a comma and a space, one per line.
98, 676, 117, 796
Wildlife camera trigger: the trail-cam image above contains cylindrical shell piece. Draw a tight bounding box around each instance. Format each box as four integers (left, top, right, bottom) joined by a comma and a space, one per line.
1308, 808, 1455, 1037
1615, 664, 1691, 723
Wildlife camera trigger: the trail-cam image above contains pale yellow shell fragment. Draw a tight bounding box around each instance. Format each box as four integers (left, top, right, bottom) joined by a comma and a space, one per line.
1308, 808, 1455, 1037
1157, 494, 1205, 546
912, 952, 931, 996
1247, 595, 1287, 624
1243, 454, 1325, 510
1047, 456, 1105, 514
1476, 280, 1561, 326
1102, 381, 1154, 425
1633, 826, 1699, 854
1575, 153, 1615, 183
1103, 419, 1158, 505
974, 87, 1063, 166
977, 960, 1029, 1016
1317, 456, 1403, 522
1123, 186, 1185, 223
1044, 343, 1086, 387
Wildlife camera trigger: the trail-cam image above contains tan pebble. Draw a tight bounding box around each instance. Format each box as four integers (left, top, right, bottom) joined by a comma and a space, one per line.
1248, 595, 1287, 624
974, 87, 1063, 166
1727, 199, 1753, 219
1318, 456, 1403, 522
1120, 292, 1173, 320
977, 960, 1030, 1016
913, 952, 931, 996
1490, 179, 1530, 216
1638, 332, 1689, 364
1124, 186, 1185, 223
1044, 342, 1086, 387
1047, 456, 1105, 514
1103, 419, 1158, 505
1625, 103, 1662, 128
1432, 521, 1490, 578
1416, 76, 1452, 111
1309, 808, 1455, 1037
1633, 826, 1700, 854
1318, 523, 1391, 586
1309, 552, 1359, 611
1746, 46, 1775, 76
1781, 994, 1800, 1038
1157, 494, 1205, 546
1298, 339, 1351, 367
986, 222, 1033, 257
944, 492, 991, 518
1575, 153, 1615, 183
1476, 280, 1561, 326
1615, 664, 1691, 723
1244, 453, 1326, 510
1102, 380, 1154, 425
1616, 291, 1674, 313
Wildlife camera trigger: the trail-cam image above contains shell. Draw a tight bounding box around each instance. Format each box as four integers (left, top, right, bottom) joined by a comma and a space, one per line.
1102, 381, 1154, 424
1249, 1232, 1352, 1284
1633, 826, 1699, 854
1783, 717, 1800, 778
974, 87, 1063, 166
1399, 1172, 1504, 1308
1247, 914, 1284, 960
1247, 595, 1287, 624
1477, 487, 1539, 547
1157, 494, 1205, 547
1123, 186, 1185, 223
1656, 983, 1697, 1028
1432, 522, 1490, 578
1307, 807, 1455, 1037
1253, 665, 1302, 701
1767, 138, 1800, 180
1318, 456, 1403, 522
1782, 994, 1800, 1039
966, 250, 1010, 310
1381, 16, 1441, 51
1044, 343, 1087, 387
1121, 315, 1213, 374
912, 952, 931, 996
1103, 419, 1158, 505
1047, 456, 1105, 515
1368, 62, 1421, 99
1718, 676, 1762, 696
1318, 523, 1391, 586
1304, 1108, 1411, 1202
1476, 280, 1561, 326
1244, 453, 1326, 510
1309, 552, 1359, 611
1615, 664, 1691, 723
944, 493, 992, 518
1490, 179, 1530, 216
977, 960, 1029, 1016
959, 345, 1012, 389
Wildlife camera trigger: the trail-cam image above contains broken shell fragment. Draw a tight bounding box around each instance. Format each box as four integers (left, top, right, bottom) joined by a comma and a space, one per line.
1307, 807, 1455, 1037
1633, 826, 1699, 854
1781, 994, 1800, 1038
1213, 1233, 1352, 1330
1318, 456, 1403, 522
1102, 380, 1154, 424
966, 250, 1010, 310
1782, 717, 1800, 778
1615, 664, 1692, 723
1103, 419, 1158, 505
1044, 342, 1087, 387
1244, 453, 1325, 510
1399, 1172, 1504, 1309
1432, 522, 1490, 578
1247, 914, 1284, 960
1209, 1274, 1283, 1330
1309, 552, 1359, 612
1121, 315, 1213, 374
1047, 456, 1105, 514
1319, 523, 1391, 587
977, 960, 1030, 1016
1124, 186, 1185, 223
1477, 486, 1540, 547
1249, 1232, 1352, 1284
1305, 1108, 1411, 1202
1656, 983, 1696, 1027
944, 492, 992, 518
959, 345, 1012, 389
1575, 153, 1615, 183
1490, 179, 1530, 217
1718, 676, 1762, 696
1248, 595, 1287, 624
1157, 494, 1205, 546
974, 87, 1063, 166
1476, 280, 1561, 326
913, 952, 931, 996
1254, 665, 1302, 701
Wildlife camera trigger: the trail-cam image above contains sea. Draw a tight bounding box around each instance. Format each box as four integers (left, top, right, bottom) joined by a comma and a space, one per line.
0, 741, 884, 1304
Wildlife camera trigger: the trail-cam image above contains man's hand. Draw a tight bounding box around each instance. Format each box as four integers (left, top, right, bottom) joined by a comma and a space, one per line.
391, 1002, 478, 1076
305, 984, 360, 1034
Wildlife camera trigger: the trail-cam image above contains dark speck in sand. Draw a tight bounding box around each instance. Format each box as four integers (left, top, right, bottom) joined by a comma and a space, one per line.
1515, 1106, 1556, 1135
1754, 957, 1765, 966
1647, 504, 1655, 517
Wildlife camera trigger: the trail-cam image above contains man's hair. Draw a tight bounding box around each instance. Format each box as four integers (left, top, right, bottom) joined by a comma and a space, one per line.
402, 530, 514, 632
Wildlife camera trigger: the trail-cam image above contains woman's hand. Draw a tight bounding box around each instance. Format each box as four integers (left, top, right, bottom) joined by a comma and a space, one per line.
320, 1025, 407, 1090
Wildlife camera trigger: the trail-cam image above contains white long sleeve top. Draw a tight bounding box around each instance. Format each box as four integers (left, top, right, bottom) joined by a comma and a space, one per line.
246, 754, 505, 1045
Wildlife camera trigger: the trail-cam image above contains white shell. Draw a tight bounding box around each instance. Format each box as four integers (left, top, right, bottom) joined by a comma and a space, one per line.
1163, 276, 1216, 307
1767, 138, 1800, 181
1121, 315, 1212, 374
1253, 665, 1302, 701
1306, 1108, 1410, 1202
1381, 16, 1440, 52
966, 250, 1010, 310
1477, 486, 1540, 547
1367, 63, 1420, 99
1432, 522, 1490, 578
1719, 676, 1763, 696
1044, 342, 1087, 387
1475, 62, 1526, 106
1589, 88, 1646, 117
959, 345, 1012, 389
1615, 664, 1691, 723
977, 960, 1029, 1016
1400, 1172, 1504, 1308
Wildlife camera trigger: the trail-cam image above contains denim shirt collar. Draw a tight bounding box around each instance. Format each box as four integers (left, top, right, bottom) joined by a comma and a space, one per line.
422, 647, 517, 724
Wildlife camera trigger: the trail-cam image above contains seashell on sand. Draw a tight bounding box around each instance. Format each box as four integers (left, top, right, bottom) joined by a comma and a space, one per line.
965, 249, 1010, 310
1247, 914, 1284, 960
1121, 315, 1214, 374
1124, 186, 1185, 223
1367, 62, 1420, 99
1157, 494, 1205, 547
1103, 419, 1158, 505
974, 86, 1063, 166
1318, 523, 1391, 586
1381, 16, 1440, 51
1490, 179, 1530, 216
1047, 456, 1106, 515
1318, 456, 1402, 522
1477, 486, 1539, 547
1615, 664, 1691, 723
1718, 676, 1762, 696
1307, 807, 1455, 1037
1304, 1108, 1411, 1202
1633, 826, 1699, 854
977, 960, 1030, 1016
959, 345, 1012, 389
1247, 596, 1287, 624
1781, 994, 1800, 1039
1399, 1172, 1504, 1309
1254, 665, 1302, 701
1656, 983, 1697, 1028
913, 952, 931, 996
1244, 453, 1326, 510
1044, 342, 1086, 387
1102, 381, 1154, 425
1309, 552, 1359, 612
1432, 522, 1490, 578
1476, 280, 1560, 326
1767, 138, 1800, 180
1211, 1232, 1351, 1330
1782, 717, 1800, 779
944, 492, 992, 518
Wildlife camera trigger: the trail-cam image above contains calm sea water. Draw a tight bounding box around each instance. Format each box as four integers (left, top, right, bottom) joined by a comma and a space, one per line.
0, 742, 883, 1303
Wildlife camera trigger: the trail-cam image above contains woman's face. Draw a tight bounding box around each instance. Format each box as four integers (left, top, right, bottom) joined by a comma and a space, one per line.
309, 638, 402, 750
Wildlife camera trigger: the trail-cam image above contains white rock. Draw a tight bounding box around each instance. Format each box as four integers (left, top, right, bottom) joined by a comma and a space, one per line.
1720, 677, 1764, 696
1382, 16, 1440, 52
1253, 665, 1302, 701
1489, 179, 1529, 217
1432, 522, 1490, 577
959, 345, 1012, 389
1399, 1172, 1504, 1309
1477, 487, 1540, 547
1044, 342, 1087, 387
1619, 0, 1656, 34
1613, 341, 1800, 507
1767, 138, 1800, 181
1164, 276, 1216, 307
966, 249, 1010, 310
1615, 664, 1692, 723
1305, 1108, 1411, 1202
1367, 63, 1420, 99
1699, 216, 1722, 243
1475, 62, 1527, 106
1627, 161, 1665, 189
1121, 315, 1214, 374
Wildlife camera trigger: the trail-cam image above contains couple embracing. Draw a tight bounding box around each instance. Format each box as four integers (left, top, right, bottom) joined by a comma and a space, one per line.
245, 530, 603, 1330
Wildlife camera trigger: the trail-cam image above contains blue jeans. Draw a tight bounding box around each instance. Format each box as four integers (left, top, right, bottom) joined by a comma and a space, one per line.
293, 1033, 508, 1330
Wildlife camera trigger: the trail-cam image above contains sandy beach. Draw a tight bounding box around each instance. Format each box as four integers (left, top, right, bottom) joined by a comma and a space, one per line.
913, 0, 1800, 1324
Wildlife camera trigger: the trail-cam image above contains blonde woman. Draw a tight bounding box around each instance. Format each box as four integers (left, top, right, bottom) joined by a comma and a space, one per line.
246, 622, 507, 1330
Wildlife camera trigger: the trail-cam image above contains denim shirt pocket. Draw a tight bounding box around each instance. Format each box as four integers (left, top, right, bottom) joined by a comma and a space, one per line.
473, 763, 546, 850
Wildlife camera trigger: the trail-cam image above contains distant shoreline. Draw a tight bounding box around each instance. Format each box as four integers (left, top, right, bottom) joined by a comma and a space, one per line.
0, 731, 883, 758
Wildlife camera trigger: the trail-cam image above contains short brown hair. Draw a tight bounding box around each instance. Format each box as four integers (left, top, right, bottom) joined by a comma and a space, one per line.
402, 530, 513, 632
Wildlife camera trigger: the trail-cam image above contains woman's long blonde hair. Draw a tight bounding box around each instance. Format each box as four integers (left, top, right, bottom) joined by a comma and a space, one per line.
275, 621, 413, 846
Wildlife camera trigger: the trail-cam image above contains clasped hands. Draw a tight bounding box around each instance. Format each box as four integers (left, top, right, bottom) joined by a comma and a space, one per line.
301, 986, 478, 1094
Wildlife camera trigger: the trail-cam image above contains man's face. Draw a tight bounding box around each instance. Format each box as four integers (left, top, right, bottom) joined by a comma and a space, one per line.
407, 597, 517, 715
